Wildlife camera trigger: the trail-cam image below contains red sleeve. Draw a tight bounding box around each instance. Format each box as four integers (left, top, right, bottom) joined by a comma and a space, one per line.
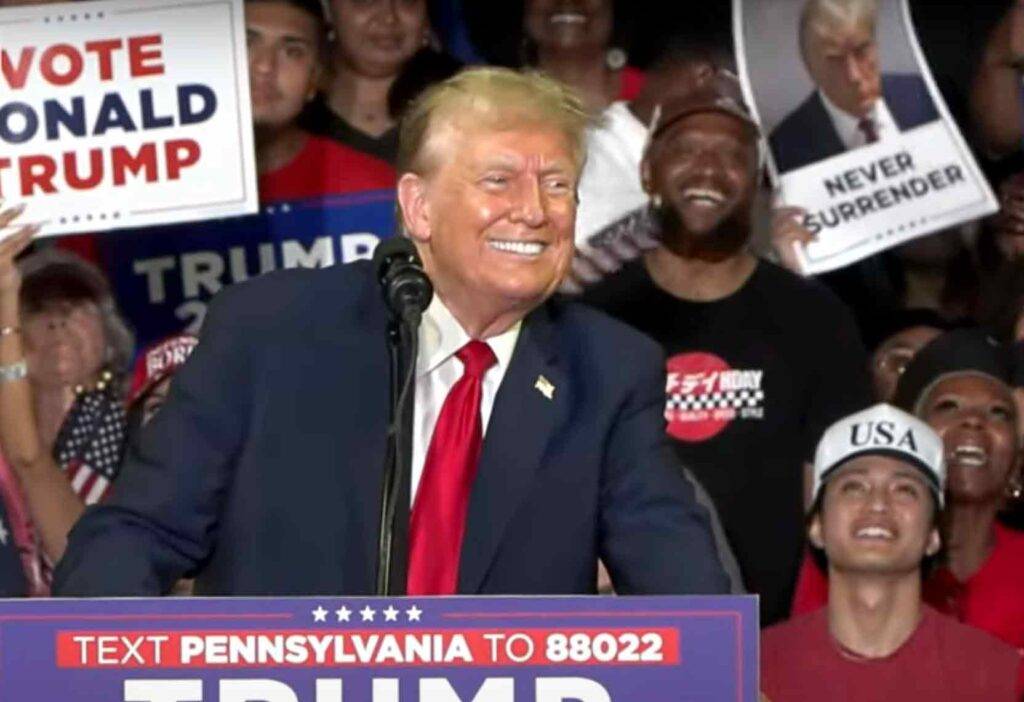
790, 549, 829, 616
618, 66, 646, 102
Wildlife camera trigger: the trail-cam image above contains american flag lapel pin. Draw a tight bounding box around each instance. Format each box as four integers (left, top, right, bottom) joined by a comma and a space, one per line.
534, 374, 555, 400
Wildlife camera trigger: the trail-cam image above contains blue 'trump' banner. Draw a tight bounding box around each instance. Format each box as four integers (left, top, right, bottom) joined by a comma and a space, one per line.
91, 189, 395, 347
0, 595, 757, 700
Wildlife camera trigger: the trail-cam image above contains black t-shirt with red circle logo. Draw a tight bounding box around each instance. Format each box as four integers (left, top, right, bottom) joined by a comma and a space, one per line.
580, 258, 871, 625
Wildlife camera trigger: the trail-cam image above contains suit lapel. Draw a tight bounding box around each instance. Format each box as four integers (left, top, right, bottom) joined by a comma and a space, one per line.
458, 304, 570, 593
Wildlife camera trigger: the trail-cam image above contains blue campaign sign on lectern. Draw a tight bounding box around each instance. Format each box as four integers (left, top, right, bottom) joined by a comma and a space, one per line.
0, 595, 758, 700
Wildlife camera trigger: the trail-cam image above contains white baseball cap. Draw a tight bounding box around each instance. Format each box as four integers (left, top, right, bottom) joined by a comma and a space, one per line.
811, 403, 946, 509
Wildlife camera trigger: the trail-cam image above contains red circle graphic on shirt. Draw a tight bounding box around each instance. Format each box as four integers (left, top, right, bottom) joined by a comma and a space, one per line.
664, 351, 735, 442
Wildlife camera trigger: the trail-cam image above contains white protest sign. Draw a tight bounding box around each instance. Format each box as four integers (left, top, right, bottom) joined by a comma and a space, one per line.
733, 0, 996, 274
0, 0, 257, 237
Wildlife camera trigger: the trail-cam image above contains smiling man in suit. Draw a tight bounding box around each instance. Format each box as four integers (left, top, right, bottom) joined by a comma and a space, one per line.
769, 0, 939, 174
53, 67, 729, 598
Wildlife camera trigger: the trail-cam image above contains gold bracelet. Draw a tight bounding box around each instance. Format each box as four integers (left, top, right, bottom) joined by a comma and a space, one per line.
0, 326, 19, 337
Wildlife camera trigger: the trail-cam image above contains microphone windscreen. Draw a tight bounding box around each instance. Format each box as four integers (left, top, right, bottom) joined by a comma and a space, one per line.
372, 237, 418, 279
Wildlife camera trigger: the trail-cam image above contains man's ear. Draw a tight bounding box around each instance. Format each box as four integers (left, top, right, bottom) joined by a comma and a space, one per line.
397, 173, 430, 243
925, 527, 941, 558
808, 513, 825, 550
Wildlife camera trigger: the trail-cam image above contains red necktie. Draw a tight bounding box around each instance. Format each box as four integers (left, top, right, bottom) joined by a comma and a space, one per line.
407, 340, 497, 595
858, 117, 879, 144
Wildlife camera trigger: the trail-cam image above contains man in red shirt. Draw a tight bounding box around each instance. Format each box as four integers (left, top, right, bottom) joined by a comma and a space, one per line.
762, 403, 1021, 701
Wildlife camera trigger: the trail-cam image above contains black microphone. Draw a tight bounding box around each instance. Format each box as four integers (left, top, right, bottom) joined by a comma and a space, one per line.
373, 237, 430, 596
372, 237, 433, 326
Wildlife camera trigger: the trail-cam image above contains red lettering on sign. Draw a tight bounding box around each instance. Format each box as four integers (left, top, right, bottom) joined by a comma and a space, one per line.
111, 143, 158, 185
83, 39, 123, 81
128, 35, 164, 77
39, 44, 84, 86
0, 47, 34, 89
166, 139, 200, 180
19, 156, 57, 196
64, 150, 104, 190
0, 158, 10, 197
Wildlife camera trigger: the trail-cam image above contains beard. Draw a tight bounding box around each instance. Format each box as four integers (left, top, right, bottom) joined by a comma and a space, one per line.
652, 198, 752, 262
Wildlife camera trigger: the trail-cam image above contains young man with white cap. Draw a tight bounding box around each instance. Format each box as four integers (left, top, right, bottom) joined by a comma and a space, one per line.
761, 403, 1021, 701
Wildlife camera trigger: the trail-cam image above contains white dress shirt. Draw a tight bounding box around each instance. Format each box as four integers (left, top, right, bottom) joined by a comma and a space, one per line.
410, 295, 520, 504
818, 90, 899, 150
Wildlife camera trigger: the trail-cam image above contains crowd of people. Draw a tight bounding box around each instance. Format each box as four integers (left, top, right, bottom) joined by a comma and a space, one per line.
1, 0, 1024, 698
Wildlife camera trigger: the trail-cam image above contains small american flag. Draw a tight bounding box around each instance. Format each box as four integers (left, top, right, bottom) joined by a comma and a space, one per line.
54, 389, 126, 505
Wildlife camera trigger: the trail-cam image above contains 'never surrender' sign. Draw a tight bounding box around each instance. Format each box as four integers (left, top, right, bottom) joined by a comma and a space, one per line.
734, 0, 996, 274
0, 0, 257, 236
0, 596, 758, 700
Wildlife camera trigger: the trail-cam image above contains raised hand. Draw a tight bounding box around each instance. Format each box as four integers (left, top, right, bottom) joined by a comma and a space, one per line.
0, 204, 39, 299
769, 205, 816, 275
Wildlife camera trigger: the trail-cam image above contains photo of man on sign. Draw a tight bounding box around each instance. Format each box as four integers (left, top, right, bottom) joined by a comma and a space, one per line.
734, 0, 995, 275
769, 0, 939, 174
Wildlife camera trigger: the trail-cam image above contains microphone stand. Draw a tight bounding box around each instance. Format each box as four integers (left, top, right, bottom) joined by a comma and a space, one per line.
376, 312, 420, 596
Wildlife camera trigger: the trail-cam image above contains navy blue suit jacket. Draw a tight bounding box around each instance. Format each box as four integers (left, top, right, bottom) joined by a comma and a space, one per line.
53, 261, 729, 597
769, 73, 940, 174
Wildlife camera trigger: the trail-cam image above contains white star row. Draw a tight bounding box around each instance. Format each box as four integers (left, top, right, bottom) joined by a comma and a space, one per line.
310, 605, 423, 624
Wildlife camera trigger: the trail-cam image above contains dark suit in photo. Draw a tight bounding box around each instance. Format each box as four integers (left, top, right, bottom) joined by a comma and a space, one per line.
769, 73, 940, 174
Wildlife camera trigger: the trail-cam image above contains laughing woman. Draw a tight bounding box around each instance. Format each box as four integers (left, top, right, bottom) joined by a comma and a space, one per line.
791, 328, 1024, 653
521, 0, 641, 113
892, 328, 1024, 653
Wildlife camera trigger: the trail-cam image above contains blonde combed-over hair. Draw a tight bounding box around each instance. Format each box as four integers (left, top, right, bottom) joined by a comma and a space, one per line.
396, 66, 592, 178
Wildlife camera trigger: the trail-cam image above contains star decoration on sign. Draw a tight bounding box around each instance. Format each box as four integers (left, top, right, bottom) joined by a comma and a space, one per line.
406, 605, 423, 622
335, 606, 352, 623
312, 606, 328, 623
383, 606, 399, 622
360, 606, 376, 622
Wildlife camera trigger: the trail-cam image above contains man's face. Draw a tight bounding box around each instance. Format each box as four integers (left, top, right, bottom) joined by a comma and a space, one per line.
331, 0, 427, 78
803, 19, 881, 118
920, 373, 1018, 506
246, 1, 321, 129
870, 325, 942, 401
401, 123, 578, 323
810, 455, 939, 577
642, 112, 758, 253
524, 0, 613, 53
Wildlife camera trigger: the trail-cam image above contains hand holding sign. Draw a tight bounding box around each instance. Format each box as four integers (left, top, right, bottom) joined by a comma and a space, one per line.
0, 204, 38, 298
769, 202, 816, 275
